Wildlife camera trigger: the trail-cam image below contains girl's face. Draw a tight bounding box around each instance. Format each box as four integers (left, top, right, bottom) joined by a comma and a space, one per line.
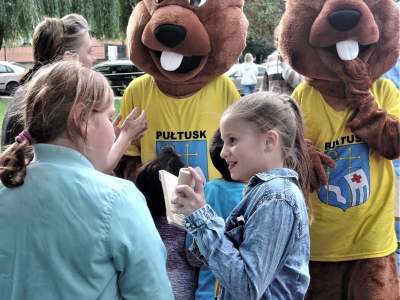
77, 32, 96, 68
84, 99, 115, 171
220, 114, 271, 182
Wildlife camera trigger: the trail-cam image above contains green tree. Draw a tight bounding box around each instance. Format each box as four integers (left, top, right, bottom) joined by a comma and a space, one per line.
0, 0, 140, 51
1, 0, 285, 60
0, 0, 41, 50
244, 0, 286, 63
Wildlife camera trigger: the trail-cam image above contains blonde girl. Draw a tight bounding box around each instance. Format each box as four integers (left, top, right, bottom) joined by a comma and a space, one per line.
173, 92, 311, 300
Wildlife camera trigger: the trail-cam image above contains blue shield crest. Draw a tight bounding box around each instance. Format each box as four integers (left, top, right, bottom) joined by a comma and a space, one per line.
156, 140, 209, 179
318, 144, 370, 211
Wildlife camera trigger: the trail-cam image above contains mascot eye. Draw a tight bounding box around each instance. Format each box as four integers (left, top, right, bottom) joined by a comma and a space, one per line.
188, 0, 208, 8
155, 0, 164, 4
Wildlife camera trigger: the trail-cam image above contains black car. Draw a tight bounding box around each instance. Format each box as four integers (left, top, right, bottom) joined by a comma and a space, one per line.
93, 60, 144, 96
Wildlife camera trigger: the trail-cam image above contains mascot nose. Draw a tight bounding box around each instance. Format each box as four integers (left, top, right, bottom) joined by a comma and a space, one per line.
155, 24, 187, 48
329, 9, 361, 31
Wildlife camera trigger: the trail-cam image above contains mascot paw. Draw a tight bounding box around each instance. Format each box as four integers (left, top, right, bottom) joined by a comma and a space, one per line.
307, 140, 336, 192
340, 59, 374, 108
347, 100, 384, 130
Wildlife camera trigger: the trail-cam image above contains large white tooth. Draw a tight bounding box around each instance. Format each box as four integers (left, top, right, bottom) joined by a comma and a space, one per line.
336, 40, 359, 61
160, 51, 184, 71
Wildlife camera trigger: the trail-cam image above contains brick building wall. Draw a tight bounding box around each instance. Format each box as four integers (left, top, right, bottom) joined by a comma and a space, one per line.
0, 39, 126, 65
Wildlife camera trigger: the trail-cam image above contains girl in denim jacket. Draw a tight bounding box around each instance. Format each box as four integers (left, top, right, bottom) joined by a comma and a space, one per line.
172, 92, 312, 300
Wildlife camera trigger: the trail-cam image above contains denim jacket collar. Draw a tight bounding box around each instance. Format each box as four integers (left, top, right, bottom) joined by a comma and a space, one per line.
247, 168, 298, 188
33, 143, 94, 169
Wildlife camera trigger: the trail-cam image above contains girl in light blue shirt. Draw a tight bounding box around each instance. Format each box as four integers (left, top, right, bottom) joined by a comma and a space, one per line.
0, 61, 173, 300
173, 92, 312, 300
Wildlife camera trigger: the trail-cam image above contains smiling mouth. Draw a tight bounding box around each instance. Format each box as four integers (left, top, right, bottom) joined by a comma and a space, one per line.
227, 162, 237, 170
152, 50, 203, 73
323, 40, 371, 61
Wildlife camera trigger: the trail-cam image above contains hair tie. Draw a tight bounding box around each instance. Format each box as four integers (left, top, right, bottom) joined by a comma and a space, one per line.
15, 130, 32, 144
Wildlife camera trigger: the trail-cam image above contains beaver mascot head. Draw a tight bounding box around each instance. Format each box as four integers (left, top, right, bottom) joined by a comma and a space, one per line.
126, 0, 248, 97
279, 0, 399, 99
279, 0, 399, 163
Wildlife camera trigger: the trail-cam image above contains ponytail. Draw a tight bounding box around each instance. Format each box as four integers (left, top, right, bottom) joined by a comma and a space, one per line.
222, 92, 313, 222
287, 98, 313, 222
0, 141, 33, 188
20, 61, 47, 85
20, 14, 89, 86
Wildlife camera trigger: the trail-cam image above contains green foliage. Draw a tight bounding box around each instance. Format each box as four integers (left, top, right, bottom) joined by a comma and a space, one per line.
0, 0, 42, 48
244, 0, 286, 63
1, 0, 285, 63
0, 0, 142, 50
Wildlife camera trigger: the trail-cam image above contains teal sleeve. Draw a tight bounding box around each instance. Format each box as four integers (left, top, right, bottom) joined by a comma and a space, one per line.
108, 183, 174, 300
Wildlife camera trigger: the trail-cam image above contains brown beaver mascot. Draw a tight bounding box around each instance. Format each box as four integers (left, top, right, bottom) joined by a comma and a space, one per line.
116, 0, 248, 181
279, 0, 400, 299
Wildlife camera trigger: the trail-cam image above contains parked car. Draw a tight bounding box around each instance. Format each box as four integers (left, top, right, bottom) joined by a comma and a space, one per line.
93, 60, 145, 96
225, 63, 267, 95
0, 61, 26, 95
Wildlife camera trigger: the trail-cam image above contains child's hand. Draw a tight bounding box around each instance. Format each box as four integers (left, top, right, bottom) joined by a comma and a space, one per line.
171, 167, 206, 216
113, 114, 122, 137
120, 107, 147, 143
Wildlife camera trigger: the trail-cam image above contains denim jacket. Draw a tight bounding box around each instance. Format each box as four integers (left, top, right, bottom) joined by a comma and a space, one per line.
185, 168, 310, 300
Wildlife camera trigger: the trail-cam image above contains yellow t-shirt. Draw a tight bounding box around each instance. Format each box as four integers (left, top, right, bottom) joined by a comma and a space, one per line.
120, 74, 240, 180
293, 79, 400, 261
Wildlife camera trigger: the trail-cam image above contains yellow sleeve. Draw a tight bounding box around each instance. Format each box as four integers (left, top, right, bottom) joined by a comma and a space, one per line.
225, 76, 241, 103
291, 82, 306, 104
219, 75, 240, 109
119, 81, 140, 157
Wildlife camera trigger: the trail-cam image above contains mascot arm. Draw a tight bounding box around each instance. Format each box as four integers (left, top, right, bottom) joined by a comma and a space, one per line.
348, 99, 400, 159
340, 59, 400, 159
306, 140, 336, 192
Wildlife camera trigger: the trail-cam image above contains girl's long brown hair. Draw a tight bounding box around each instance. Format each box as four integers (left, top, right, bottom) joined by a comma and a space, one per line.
0, 61, 113, 188
20, 14, 89, 85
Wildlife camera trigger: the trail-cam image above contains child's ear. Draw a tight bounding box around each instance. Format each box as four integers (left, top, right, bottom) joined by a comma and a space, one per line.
71, 103, 87, 135
63, 50, 79, 62
264, 130, 279, 152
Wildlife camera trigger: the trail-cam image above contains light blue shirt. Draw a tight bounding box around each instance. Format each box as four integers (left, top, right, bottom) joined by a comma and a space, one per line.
383, 58, 400, 89
185, 168, 310, 300
0, 144, 173, 300
195, 179, 245, 300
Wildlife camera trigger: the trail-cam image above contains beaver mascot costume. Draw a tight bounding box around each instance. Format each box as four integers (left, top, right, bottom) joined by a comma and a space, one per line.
117, 0, 248, 181
279, 0, 400, 298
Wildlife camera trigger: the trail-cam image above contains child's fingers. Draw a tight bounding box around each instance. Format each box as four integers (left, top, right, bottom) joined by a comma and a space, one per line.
125, 107, 139, 121
137, 110, 146, 121
113, 114, 122, 127
187, 167, 204, 194
171, 196, 184, 206
171, 191, 188, 213
137, 111, 147, 128
175, 184, 194, 197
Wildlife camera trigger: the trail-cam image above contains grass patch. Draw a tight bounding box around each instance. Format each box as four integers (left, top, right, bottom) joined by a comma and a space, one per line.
0, 98, 11, 132
114, 97, 121, 117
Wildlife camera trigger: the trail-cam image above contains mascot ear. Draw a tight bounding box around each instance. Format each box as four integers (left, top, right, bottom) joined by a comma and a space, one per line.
127, 2, 156, 75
